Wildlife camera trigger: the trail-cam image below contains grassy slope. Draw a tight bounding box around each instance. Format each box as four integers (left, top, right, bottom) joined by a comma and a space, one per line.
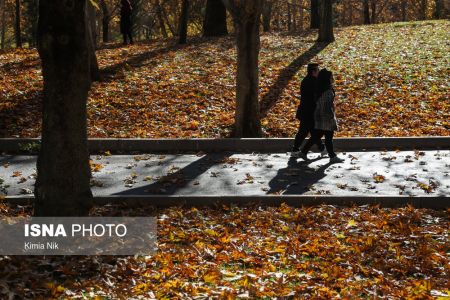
0, 20, 449, 138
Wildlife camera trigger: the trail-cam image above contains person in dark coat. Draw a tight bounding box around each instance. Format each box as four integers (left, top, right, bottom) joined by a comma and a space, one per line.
300, 69, 344, 163
291, 63, 325, 157
120, 0, 133, 45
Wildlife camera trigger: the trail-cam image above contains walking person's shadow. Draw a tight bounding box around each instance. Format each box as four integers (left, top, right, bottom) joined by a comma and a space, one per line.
267, 156, 333, 195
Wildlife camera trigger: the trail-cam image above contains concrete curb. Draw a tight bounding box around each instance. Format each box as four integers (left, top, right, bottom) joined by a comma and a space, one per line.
5, 195, 449, 209
1, 137, 449, 153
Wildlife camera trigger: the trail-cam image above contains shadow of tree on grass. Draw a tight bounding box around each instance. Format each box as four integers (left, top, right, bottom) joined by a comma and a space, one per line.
259, 41, 330, 117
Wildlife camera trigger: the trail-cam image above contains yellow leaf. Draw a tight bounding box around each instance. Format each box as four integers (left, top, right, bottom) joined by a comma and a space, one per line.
205, 229, 219, 236
335, 233, 346, 239
56, 285, 65, 293
203, 272, 220, 284
346, 220, 357, 228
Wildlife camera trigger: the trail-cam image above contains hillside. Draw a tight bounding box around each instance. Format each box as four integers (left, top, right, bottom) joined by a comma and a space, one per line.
0, 20, 449, 138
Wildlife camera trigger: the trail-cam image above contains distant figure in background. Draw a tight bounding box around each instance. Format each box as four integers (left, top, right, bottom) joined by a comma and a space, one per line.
120, 0, 133, 45
300, 69, 344, 163
292, 63, 325, 158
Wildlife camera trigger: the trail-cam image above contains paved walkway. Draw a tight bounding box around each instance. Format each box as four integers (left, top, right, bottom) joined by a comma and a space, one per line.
1, 150, 449, 198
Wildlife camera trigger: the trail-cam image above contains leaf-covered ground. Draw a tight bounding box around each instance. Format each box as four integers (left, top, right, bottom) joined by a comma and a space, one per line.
0, 20, 449, 138
0, 203, 448, 299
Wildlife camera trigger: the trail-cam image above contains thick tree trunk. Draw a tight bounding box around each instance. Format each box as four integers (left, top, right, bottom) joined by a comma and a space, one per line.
15, 0, 22, 47
226, 0, 263, 137
262, 1, 273, 32
363, 0, 370, 24
318, 0, 334, 42
203, 0, 228, 37
310, 0, 319, 29
35, 0, 93, 216
178, 0, 189, 44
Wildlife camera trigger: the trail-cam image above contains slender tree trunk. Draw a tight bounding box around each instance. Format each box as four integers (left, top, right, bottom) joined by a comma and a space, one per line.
87, 1, 99, 81
292, 1, 297, 31
363, 0, 370, 24
162, 2, 176, 36
310, 0, 319, 28
15, 0, 22, 47
156, 0, 168, 38
104, 18, 110, 42
318, 0, 334, 42
87, 1, 97, 48
341, 0, 347, 25
178, 0, 189, 44
1, 0, 5, 49
287, 3, 292, 31
433, 0, 442, 18
274, 7, 280, 30
262, 0, 273, 32
420, 0, 428, 19
370, 0, 377, 24
23, 0, 38, 47
102, 16, 109, 43
401, 0, 407, 21
349, 1, 353, 25
35, 0, 93, 216
100, 0, 110, 42
299, 0, 304, 31
203, 0, 228, 37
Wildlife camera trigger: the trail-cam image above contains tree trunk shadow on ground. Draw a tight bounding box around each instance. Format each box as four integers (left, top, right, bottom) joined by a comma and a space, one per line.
99, 37, 225, 82
0, 57, 40, 72
114, 152, 231, 196
99, 43, 189, 82
0, 89, 42, 138
259, 41, 330, 118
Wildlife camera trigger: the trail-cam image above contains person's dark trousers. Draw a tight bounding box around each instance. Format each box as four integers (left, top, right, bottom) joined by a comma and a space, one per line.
292, 119, 325, 152
123, 30, 133, 45
302, 129, 336, 158
121, 16, 133, 45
